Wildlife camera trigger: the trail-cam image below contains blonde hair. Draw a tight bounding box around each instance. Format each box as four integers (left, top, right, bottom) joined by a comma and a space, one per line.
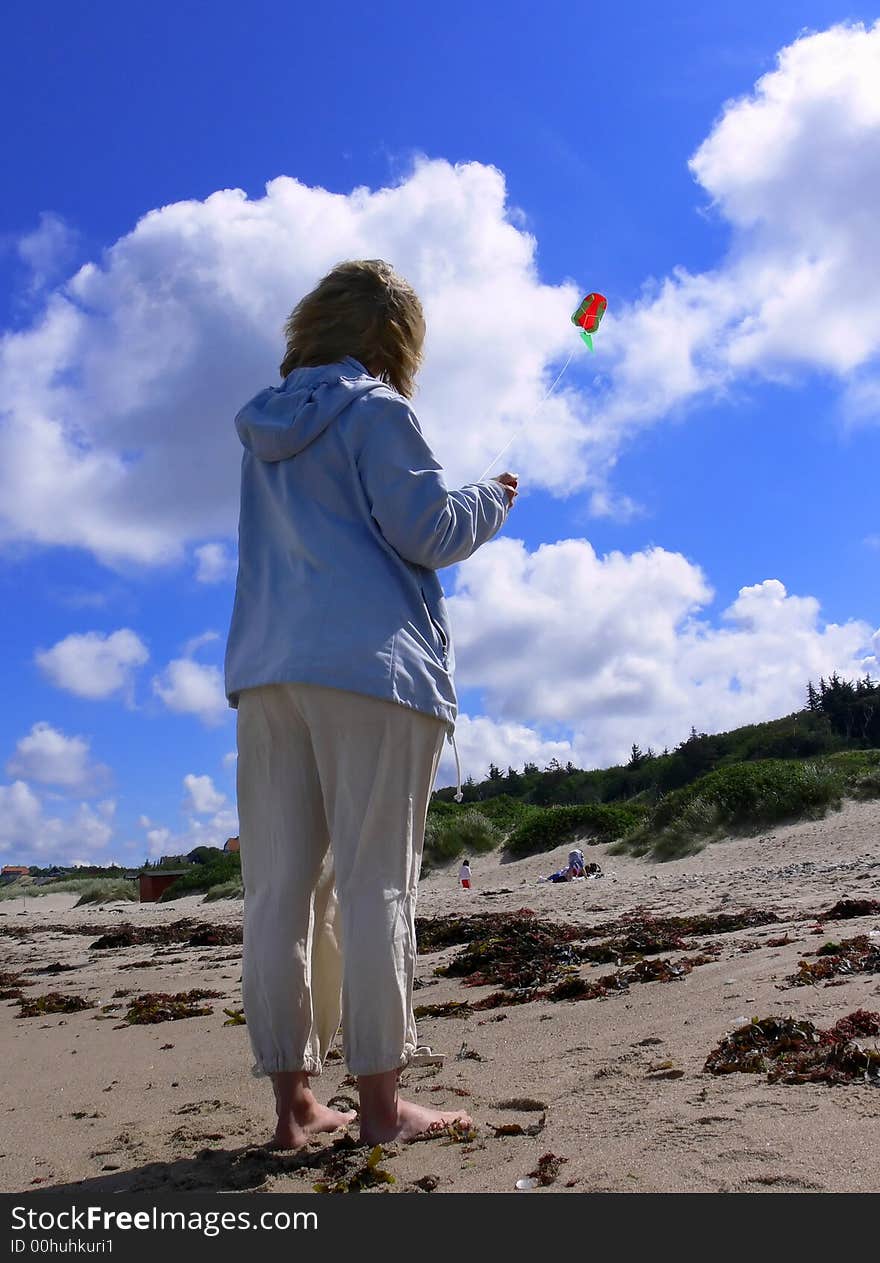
279, 260, 425, 399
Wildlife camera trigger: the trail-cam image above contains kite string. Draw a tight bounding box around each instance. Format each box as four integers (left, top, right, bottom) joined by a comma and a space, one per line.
475, 346, 576, 483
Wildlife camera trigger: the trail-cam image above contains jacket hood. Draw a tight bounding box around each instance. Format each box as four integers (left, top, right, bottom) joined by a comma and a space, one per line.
235, 357, 387, 461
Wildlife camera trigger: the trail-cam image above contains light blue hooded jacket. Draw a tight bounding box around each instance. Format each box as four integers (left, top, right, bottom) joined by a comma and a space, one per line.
223, 357, 511, 801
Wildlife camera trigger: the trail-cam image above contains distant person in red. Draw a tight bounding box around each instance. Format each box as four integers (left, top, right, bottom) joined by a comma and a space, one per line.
459, 859, 471, 889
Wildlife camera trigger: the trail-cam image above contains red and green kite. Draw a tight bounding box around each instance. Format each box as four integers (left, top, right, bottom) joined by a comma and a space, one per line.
571, 292, 607, 351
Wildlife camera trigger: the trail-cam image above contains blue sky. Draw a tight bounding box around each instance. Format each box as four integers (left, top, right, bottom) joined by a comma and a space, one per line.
2, 2, 878, 867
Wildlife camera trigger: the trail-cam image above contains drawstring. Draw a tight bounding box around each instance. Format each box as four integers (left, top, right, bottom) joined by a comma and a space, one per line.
447, 726, 464, 803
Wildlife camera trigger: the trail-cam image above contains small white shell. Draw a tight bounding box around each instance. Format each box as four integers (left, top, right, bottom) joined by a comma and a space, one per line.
516, 1177, 539, 1191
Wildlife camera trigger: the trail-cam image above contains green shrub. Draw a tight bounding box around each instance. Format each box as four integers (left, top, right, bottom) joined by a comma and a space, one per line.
504, 803, 646, 858
463, 795, 539, 837
73, 879, 139, 905
822, 749, 880, 796
614, 758, 846, 861
202, 878, 244, 902
422, 809, 502, 869
158, 856, 241, 900
428, 794, 537, 840
852, 767, 880, 799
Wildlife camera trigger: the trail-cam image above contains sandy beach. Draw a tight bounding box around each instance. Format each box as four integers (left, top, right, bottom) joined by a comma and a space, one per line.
2, 798, 879, 1195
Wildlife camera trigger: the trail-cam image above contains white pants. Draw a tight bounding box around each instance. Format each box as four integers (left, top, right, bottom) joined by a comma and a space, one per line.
235, 681, 447, 1078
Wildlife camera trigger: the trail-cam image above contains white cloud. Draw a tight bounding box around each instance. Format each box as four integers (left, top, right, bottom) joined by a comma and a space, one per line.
142, 806, 239, 859
50, 588, 111, 610
222, 751, 237, 772
35, 629, 149, 701
445, 537, 876, 771
137, 814, 152, 828
436, 713, 574, 789
5, 722, 110, 792
1, 25, 879, 565
182, 630, 220, 657
15, 212, 79, 294
0, 160, 596, 566
145, 826, 172, 857
183, 772, 226, 815
0, 783, 115, 862
594, 19, 880, 471
0, 782, 42, 854
194, 543, 236, 584
152, 657, 228, 726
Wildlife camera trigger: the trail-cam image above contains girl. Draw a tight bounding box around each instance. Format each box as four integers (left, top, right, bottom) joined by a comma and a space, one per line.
224, 260, 518, 1147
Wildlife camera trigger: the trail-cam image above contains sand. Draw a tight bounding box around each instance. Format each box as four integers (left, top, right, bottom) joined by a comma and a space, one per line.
1, 797, 879, 1195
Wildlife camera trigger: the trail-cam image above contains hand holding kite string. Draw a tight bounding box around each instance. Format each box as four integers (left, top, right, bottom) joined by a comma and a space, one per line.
492, 471, 519, 506
476, 292, 607, 484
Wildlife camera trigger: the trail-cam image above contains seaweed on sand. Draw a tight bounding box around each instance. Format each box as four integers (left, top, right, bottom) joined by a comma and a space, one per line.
17, 992, 93, 1018
90, 927, 144, 950
821, 898, 880, 920
436, 911, 583, 989
529, 1152, 569, 1186
89, 920, 243, 950
412, 1000, 472, 1019
417, 906, 780, 1011
545, 956, 695, 1001
427, 907, 779, 987
123, 989, 223, 1024
543, 976, 607, 1002
416, 909, 556, 955
413, 1118, 478, 1144
472, 989, 539, 1009
0, 969, 30, 1000
704, 1010, 880, 1085
615, 957, 693, 985
423, 908, 719, 1007
313, 1140, 396, 1193
490, 1113, 546, 1138
787, 935, 880, 986
595, 907, 780, 941
187, 925, 241, 947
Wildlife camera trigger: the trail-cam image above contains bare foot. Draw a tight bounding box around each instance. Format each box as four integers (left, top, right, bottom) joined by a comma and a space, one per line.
360, 1098, 473, 1145
271, 1098, 357, 1151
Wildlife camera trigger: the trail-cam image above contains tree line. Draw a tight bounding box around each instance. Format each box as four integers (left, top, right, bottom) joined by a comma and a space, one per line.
434, 673, 879, 808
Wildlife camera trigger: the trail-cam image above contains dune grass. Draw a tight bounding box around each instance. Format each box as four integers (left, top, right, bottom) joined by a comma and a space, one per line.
609, 758, 852, 861
72, 879, 140, 905
202, 878, 244, 901
422, 808, 503, 870
0, 880, 37, 901
0, 876, 139, 902
504, 802, 647, 858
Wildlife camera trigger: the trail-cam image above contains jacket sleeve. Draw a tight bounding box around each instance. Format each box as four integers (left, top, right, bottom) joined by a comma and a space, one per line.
354, 395, 511, 570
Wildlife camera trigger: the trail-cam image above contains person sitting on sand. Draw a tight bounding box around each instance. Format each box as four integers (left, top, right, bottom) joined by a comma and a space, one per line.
539, 851, 602, 884
544, 864, 578, 884
224, 259, 518, 1149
